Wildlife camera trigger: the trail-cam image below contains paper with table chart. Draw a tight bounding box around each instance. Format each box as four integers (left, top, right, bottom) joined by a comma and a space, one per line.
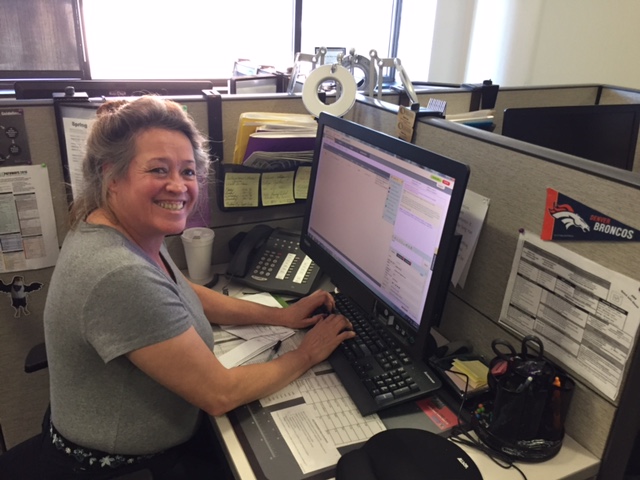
256, 335, 386, 474
213, 325, 386, 475
269, 373, 386, 474
499, 231, 640, 402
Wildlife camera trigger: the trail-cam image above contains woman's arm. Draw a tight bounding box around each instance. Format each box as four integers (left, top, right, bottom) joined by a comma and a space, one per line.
126, 314, 354, 416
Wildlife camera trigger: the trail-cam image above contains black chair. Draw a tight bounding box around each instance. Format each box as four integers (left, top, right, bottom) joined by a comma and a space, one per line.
0, 342, 153, 480
24, 342, 48, 373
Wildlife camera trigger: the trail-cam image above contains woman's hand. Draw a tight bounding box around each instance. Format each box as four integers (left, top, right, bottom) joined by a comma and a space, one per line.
296, 313, 356, 365
278, 289, 337, 329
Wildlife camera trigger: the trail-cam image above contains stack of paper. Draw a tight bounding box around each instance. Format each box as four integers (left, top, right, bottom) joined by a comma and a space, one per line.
451, 189, 490, 288
216, 292, 295, 368
242, 130, 316, 169
446, 358, 489, 394
232, 112, 318, 165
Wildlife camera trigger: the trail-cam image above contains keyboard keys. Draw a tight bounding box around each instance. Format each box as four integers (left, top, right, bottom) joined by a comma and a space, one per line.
330, 292, 440, 415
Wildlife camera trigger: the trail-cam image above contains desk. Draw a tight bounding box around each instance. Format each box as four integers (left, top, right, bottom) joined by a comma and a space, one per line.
209, 331, 599, 480
207, 272, 600, 480
214, 409, 598, 480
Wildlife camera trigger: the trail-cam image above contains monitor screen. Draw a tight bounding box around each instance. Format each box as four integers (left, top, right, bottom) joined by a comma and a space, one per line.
315, 47, 346, 65
228, 75, 279, 94
502, 104, 640, 171
301, 113, 470, 360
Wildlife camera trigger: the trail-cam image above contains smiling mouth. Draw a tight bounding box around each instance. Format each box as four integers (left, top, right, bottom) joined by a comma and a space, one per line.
156, 201, 186, 211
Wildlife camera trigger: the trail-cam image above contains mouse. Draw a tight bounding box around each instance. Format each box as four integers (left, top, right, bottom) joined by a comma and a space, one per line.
336, 429, 482, 480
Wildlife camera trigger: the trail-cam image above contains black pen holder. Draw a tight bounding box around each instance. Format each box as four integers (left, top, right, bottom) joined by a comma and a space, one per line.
474, 353, 575, 461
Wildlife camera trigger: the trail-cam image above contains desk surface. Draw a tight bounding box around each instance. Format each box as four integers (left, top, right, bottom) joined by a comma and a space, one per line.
208, 271, 600, 480
209, 329, 599, 480
213, 412, 599, 480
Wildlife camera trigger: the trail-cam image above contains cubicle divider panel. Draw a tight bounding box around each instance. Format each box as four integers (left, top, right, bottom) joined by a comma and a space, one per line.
22, 104, 71, 245
599, 86, 640, 105
348, 96, 400, 136
409, 117, 640, 463
0, 100, 67, 449
493, 85, 601, 133
415, 90, 474, 115
414, 117, 640, 315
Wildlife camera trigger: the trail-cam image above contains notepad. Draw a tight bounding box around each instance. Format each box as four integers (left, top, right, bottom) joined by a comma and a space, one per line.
447, 359, 489, 393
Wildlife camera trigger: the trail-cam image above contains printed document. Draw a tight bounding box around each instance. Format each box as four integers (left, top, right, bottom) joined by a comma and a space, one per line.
500, 231, 640, 401
0, 165, 59, 272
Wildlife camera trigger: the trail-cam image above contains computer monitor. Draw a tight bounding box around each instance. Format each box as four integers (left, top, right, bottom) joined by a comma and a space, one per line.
300, 113, 470, 362
502, 103, 640, 171
228, 75, 279, 94
315, 47, 346, 65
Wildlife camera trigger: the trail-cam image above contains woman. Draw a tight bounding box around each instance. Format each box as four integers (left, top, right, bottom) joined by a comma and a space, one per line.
12, 96, 354, 479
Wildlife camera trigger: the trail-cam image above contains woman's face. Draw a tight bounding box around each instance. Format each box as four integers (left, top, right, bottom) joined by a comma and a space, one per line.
108, 128, 198, 246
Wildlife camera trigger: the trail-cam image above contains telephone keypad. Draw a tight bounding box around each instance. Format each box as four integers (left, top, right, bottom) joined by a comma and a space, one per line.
240, 228, 321, 295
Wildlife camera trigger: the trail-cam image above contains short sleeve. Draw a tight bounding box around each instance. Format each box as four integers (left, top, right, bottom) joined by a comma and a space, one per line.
83, 263, 191, 363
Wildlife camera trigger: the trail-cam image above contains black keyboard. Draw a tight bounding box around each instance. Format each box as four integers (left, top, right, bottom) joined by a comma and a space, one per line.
329, 293, 441, 416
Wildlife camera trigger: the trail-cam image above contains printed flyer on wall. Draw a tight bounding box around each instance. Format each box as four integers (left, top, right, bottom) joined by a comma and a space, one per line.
0, 165, 59, 272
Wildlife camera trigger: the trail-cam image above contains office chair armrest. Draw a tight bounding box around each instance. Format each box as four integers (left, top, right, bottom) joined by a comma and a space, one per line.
24, 343, 47, 373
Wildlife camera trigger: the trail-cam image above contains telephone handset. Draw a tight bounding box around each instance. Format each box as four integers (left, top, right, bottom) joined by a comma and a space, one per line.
227, 225, 322, 297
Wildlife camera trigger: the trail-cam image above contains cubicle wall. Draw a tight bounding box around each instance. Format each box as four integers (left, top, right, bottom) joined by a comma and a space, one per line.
350, 96, 640, 479
2, 85, 640, 479
414, 84, 640, 174
0, 100, 64, 449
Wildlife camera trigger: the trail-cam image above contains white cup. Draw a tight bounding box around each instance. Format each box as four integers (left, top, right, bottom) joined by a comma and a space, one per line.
181, 227, 215, 282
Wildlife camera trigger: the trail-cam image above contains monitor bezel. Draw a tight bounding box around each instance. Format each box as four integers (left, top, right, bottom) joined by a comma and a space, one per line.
300, 112, 470, 361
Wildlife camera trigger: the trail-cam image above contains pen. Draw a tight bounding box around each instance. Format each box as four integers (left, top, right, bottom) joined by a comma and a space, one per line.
267, 340, 282, 361
515, 375, 533, 393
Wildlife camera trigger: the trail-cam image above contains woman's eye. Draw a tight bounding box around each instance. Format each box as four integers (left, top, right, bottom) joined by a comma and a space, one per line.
150, 167, 168, 174
183, 168, 196, 177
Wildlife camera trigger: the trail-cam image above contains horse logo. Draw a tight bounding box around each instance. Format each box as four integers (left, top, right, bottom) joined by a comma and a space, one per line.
548, 203, 590, 232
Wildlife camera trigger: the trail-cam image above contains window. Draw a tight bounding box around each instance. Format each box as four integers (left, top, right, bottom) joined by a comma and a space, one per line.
300, 0, 436, 85
5, 0, 438, 85
300, 0, 394, 63
0, 0, 86, 79
82, 0, 295, 79
396, 0, 437, 82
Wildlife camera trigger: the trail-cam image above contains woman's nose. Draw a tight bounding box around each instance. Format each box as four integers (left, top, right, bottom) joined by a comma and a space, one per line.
166, 174, 188, 192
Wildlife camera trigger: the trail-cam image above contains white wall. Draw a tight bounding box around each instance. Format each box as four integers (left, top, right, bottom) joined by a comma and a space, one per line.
430, 0, 640, 89
530, 0, 640, 89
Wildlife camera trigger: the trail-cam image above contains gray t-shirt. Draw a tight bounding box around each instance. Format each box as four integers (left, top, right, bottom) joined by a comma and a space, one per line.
44, 222, 214, 455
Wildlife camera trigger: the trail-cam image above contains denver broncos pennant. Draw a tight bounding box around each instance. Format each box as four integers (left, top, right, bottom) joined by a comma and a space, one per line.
542, 188, 639, 241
